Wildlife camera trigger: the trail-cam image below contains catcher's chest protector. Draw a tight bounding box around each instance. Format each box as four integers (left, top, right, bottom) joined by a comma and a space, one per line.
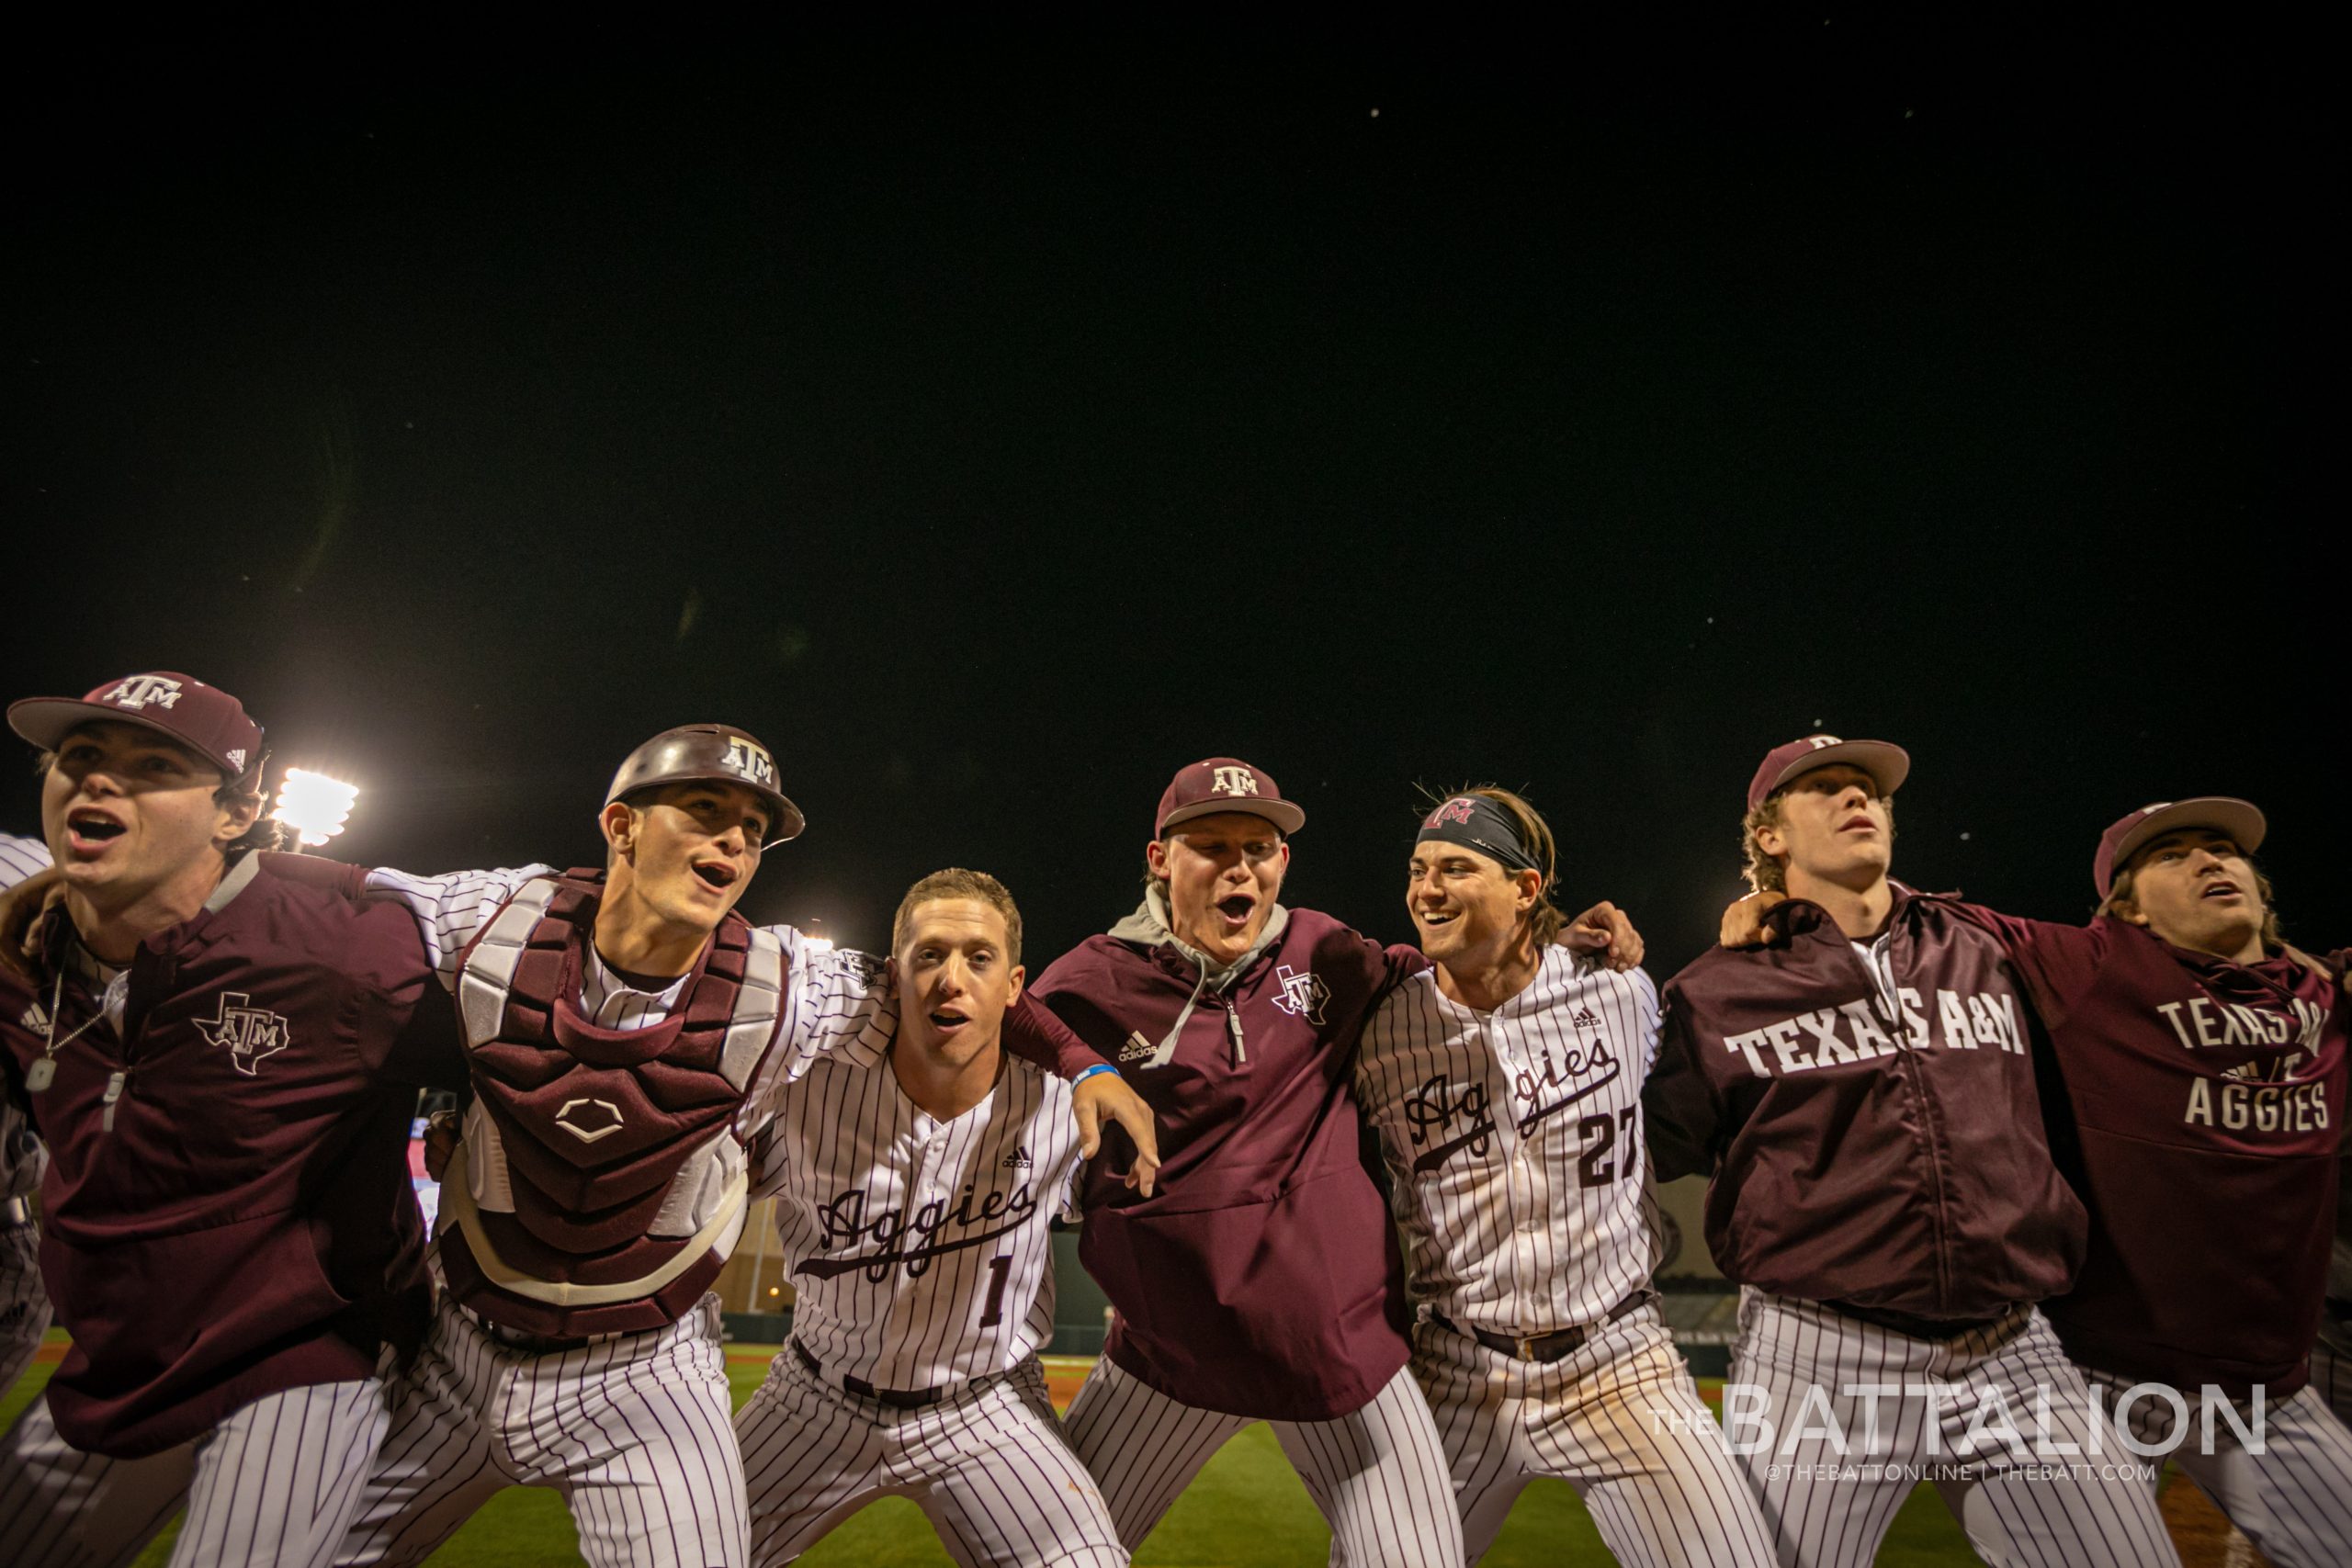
441, 869, 786, 1335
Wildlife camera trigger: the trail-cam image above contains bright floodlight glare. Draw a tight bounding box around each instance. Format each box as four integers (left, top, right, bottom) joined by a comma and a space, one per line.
800, 934, 835, 955
272, 768, 360, 847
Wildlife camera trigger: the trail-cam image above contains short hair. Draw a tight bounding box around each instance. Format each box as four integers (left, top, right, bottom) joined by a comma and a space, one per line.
35, 741, 281, 857
1740, 784, 1897, 894
1419, 784, 1565, 945
892, 868, 1023, 966
2101, 856, 2283, 950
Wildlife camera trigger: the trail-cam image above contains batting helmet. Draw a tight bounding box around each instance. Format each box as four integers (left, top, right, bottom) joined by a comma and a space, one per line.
604, 724, 804, 842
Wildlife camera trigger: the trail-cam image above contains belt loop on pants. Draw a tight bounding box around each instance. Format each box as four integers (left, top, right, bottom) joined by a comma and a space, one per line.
1435, 1287, 1655, 1364
792, 1338, 1006, 1410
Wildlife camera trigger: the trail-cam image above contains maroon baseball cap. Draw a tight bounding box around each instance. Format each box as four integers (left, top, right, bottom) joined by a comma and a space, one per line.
9, 671, 266, 784
1747, 733, 1909, 812
2093, 796, 2267, 901
1155, 757, 1306, 836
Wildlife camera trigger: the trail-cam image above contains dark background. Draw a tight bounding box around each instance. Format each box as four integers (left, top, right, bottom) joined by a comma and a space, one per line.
5, 14, 2335, 972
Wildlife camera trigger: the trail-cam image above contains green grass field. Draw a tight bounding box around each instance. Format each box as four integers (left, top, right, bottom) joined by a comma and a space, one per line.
1, 1335, 1994, 1565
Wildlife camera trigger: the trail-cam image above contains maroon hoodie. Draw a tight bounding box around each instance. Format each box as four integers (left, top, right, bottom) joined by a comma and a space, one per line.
1030, 895, 1422, 1420
1646, 885, 2086, 1322
2, 852, 462, 1456
1952, 907, 2347, 1399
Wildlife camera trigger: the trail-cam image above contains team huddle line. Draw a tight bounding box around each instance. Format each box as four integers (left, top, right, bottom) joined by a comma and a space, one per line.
0, 669, 2347, 1568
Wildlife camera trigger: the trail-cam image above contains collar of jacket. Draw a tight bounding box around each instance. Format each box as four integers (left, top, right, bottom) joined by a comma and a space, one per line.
1108, 885, 1290, 994
1758, 880, 1951, 945
39, 848, 265, 984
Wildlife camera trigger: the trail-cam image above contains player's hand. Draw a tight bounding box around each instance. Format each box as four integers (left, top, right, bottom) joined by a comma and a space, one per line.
423, 1111, 460, 1183
0, 866, 65, 978
1559, 900, 1643, 972
1073, 1072, 1160, 1197
1720, 890, 1786, 948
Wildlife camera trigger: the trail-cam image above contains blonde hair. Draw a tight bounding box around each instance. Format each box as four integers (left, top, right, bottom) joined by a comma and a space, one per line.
1741, 789, 1897, 894
2102, 860, 2283, 950
1421, 784, 1566, 944
892, 867, 1023, 966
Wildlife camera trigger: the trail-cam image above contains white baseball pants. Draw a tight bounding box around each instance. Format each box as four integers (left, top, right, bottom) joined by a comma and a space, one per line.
0, 1378, 390, 1568
1060, 1352, 1464, 1568
736, 1344, 1125, 1567
1414, 1303, 1778, 1566
335, 1292, 745, 1568
1725, 1291, 2180, 1568
2086, 1364, 2352, 1568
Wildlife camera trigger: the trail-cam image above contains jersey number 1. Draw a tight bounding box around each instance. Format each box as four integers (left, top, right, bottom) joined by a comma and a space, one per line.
978, 1254, 1012, 1327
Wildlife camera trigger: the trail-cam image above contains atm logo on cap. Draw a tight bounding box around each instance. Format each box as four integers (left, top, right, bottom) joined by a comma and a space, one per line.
1805, 734, 1843, 749
1426, 798, 1475, 829
1211, 765, 1260, 797
102, 675, 184, 712
725, 737, 776, 788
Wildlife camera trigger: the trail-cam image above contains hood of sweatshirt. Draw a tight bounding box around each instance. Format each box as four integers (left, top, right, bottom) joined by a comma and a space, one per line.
1106, 885, 1291, 1066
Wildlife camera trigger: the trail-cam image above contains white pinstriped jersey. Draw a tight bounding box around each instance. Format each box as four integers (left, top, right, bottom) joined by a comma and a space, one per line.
752, 1047, 1081, 1392
1357, 945, 1662, 1336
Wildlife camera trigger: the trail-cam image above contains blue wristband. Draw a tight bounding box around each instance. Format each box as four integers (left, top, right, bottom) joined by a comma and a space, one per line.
1072, 1063, 1121, 1085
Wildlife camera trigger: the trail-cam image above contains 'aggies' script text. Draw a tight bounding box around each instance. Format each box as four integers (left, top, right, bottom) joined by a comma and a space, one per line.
1724, 989, 2023, 1078
806, 1180, 1040, 1283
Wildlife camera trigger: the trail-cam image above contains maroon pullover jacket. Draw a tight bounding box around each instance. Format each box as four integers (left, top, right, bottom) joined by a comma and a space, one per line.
1, 852, 462, 1456
1031, 895, 1422, 1420
1645, 885, 2086, 1323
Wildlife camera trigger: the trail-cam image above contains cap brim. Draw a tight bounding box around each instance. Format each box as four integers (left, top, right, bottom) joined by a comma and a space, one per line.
621, 774, 805, 843
2109, 797, 2267, 877
6, 696, 244, 776
1159, 797, 1306, 836
1768, 739, 1910, 802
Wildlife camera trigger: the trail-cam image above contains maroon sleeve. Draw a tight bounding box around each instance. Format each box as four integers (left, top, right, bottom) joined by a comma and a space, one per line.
1641, 977, 1722, 1184
351, 897, 469, 1089
1002, 990, 1114, 1079
1945, 901, 2110, 1028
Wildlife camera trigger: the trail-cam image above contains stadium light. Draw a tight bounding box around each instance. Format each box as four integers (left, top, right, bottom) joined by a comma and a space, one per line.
272, 768, 360, 849
800, 933, 835, 955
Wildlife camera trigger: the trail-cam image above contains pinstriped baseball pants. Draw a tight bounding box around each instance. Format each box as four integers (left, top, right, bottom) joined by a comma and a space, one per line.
0, 1378, 390, 1568
1059, 1353, 1465, 1568
334, 1292, 746, 1568
1727, 1291, 2181, 1568
2084, 1365, 2352, 1568
2312, 1339, 2352, 1429
0, 1220, 51, 1398
735, 1346, 1125, 1567
1413, 1303, 1779, 1567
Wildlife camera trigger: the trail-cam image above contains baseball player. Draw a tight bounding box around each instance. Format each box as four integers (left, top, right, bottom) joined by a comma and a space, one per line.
734, 868, 1125, 1567
1355, 787, 1777, 1567
1031, 758, 1637, 1568
335, 728, 1154, 1568
1936, 800, 2352, 1565
1643, 734, 2180, 1568
1, 832, 55, 1398
0, 672, 467, 1568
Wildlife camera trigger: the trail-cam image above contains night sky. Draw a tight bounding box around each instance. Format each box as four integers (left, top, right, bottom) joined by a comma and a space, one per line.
6, 17, 2335, 972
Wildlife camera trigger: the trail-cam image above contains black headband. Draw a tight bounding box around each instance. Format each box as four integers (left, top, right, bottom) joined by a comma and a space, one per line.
1415, 795, 1544, 876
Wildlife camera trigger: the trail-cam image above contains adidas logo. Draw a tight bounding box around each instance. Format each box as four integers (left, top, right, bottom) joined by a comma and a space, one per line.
1002, 1145, 1033, 1169
1571, 1007, 1599, 1029
2219, 1061, 2264, 1082
1117, 1031, 1157, 1066
19, 1000, 48, 1033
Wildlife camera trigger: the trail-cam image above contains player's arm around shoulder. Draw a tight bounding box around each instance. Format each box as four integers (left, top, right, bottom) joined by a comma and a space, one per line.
363, 862, 560, 993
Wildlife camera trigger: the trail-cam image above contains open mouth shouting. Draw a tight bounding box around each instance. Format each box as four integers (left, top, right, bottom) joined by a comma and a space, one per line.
927, 1005, 973, 1038
64, 807, 129, 856
1212, 891, 1257, 931
689, 859, 740, 894
2200, 878, 2246, 904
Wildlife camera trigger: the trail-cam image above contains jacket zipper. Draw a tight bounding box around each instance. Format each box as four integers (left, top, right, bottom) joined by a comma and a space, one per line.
1859, 930, 1956, 1311
1225, 1004, 1247, 1066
